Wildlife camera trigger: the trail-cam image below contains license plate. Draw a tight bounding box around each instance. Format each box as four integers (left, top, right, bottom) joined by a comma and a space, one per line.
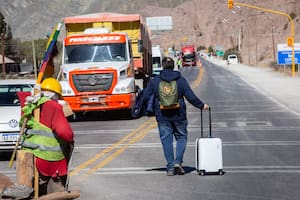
88, 96, 100, 102
0, 133, 19, 142
88, 96, 106, 103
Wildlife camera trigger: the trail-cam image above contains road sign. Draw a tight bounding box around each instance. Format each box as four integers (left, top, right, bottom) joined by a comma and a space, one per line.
146, 16, 173, 31
216, 50, 224, 57
277, 43, 300, 65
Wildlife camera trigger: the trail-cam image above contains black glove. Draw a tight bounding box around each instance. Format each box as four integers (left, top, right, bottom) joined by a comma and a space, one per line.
61, 142, 74, 162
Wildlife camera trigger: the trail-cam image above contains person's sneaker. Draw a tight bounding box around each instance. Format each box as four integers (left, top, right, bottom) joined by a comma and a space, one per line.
175, 164, 185, 175
166, 169, 175, 176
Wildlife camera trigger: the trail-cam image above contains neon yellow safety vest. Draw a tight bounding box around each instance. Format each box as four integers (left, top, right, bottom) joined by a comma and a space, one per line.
20, 96, 65, 161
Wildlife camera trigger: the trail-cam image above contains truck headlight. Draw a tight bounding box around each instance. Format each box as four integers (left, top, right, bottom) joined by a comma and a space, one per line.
60, 81, 75, 96
112, 78, 135, 94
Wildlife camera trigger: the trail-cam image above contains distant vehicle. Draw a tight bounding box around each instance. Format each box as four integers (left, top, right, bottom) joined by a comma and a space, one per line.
181, 45, 196, 66
152, 45, 164, 75
0, 79, 35, 151
227, 54, 238, 64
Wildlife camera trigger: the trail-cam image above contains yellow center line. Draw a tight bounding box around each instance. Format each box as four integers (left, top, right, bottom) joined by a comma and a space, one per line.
70, 67, 205, 179
70, 118, 156, 176
191, 67, 204, 89
86, 123, 158, 175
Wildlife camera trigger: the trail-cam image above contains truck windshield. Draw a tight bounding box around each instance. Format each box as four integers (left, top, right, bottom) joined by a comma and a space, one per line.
65, 43, 127, 64
182, 53, 195, 61
152, 57, 161, 68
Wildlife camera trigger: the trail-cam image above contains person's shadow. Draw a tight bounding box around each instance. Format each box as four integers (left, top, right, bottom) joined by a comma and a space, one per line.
146, 166, 226, 175
145, 166, 195, 174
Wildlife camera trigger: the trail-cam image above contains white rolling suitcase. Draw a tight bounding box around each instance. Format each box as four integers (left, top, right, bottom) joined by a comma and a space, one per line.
195, 108, 224, 175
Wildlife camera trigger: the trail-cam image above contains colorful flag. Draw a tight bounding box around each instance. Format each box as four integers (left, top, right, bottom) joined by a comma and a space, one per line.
36, 22, 62, 84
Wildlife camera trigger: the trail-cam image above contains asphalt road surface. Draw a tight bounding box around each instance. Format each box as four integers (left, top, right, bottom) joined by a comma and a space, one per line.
1, 59, 300, 200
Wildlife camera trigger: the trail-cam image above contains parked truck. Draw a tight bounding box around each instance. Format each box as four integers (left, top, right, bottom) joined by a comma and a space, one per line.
181, 45, 196, 67
58, 12, 152, 118
152, 45, 164, 75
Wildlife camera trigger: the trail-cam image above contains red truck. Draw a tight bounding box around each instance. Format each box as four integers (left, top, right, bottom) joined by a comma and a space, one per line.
181, 45, 196, 67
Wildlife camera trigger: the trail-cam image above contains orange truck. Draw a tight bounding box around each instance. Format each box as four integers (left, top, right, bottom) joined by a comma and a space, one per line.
58, 12, 152, 118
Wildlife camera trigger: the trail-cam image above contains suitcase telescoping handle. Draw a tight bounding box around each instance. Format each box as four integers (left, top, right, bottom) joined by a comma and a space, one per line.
200, 107, 212, 138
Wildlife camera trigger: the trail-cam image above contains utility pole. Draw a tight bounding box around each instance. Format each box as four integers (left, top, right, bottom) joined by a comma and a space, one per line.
1, 20, 6, 76
272, 26, 276, 61
247, 18, 251, 64
255, 15, 258, 65
238, 26, 242, 52
32, 40, 37, 79
1, 34, 5, 75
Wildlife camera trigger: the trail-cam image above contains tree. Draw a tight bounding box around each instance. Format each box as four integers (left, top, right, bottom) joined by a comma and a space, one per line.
0, 12, 6, 75
0, 11, 13, 75
0, 12, 5, 36
19, 39, 62, 74
207, 46, 214, 54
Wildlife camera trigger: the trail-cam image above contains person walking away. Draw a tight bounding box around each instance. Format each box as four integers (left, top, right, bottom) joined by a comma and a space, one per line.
176, 57, 181, 69
143, 57, 209, 176
19, 77, 74, 196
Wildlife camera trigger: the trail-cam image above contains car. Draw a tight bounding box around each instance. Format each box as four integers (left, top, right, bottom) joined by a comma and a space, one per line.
227, 54, 238, 64
0, 79, 35, 151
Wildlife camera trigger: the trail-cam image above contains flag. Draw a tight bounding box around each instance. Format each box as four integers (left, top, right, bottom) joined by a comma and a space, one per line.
36, 22, 63, 84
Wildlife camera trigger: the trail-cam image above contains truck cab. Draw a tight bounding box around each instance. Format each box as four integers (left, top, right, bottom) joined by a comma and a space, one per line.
152, 45, 164, 75
58, 13, 152, 118
181, 45, 196, 67
59, 28, 136, 114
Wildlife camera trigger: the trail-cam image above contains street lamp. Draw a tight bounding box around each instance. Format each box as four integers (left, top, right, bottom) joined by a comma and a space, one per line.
227, 0, 296, 76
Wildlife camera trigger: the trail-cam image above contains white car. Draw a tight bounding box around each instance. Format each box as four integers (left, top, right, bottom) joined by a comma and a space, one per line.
227, 54, 238, 64
0, 79, 35, 151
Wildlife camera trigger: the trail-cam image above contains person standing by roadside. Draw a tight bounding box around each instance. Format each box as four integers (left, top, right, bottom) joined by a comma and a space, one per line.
19, 77, 74, 196
143, 57, 209, 176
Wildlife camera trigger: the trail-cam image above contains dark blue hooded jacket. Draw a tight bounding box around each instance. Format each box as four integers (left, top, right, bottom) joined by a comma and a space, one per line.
143, 68, 204, 122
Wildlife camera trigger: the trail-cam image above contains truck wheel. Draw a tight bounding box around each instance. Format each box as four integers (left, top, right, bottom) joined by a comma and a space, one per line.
67, 113, 77, 122
125, 108, 138, 119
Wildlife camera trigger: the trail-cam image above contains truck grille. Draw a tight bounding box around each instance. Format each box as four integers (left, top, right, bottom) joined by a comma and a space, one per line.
72, 73, 114, 92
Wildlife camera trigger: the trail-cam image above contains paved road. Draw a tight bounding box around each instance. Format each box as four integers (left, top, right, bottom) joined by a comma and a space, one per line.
206, 57, 300, 115
2, 59, 300, 199
69, 61, 300, 199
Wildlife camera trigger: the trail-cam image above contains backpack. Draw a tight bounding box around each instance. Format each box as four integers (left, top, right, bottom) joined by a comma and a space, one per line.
159, 80, 180, 109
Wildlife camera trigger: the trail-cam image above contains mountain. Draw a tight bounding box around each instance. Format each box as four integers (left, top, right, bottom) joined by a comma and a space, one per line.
0, 0, 299, 66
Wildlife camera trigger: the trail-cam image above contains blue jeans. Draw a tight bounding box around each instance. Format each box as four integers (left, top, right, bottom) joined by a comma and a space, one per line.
157, 120, 188, 171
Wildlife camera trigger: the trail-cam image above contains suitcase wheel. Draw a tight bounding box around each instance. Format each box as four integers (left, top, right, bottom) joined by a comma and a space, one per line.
198, 170, 224, 176
199, 170, 205, 176
218, 169, 224, 175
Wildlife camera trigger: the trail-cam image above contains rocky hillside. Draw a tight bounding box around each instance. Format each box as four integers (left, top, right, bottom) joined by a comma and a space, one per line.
0, 0, 299, 66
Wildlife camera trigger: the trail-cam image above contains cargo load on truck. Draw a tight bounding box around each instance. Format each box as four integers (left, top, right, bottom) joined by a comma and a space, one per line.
58, 12, 152, 118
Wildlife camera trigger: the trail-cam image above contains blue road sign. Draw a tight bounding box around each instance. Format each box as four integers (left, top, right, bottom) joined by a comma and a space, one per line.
277, 50, 300, 65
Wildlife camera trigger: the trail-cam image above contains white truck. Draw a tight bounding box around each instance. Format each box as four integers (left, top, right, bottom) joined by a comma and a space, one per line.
227, 54, 238, 64
152, 45, 164, 75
